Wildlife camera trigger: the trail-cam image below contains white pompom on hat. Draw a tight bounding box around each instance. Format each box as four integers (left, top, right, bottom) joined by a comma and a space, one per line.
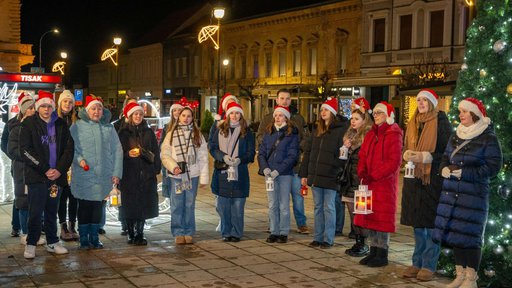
373, 101, 395, 125
459, 97, 491, 124
417, 88, 439, 108
321, 97, 338, 116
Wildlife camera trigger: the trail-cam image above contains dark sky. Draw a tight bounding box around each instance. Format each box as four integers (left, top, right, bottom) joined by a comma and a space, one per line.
20, 0, 206, 86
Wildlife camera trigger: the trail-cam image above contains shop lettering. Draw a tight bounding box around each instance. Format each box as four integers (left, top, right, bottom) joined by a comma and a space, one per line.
20, 75, 43, 82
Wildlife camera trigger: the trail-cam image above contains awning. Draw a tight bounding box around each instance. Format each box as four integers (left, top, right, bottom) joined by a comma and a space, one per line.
332, 75, 403, 86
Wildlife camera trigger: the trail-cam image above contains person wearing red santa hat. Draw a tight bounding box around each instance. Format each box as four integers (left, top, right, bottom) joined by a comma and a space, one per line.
355, 101, 403, 267
19, 90, 74, 259
258, 105, 300, 244
299, 97, 349, 248
340, 97, 374, 257
433, 98, 502, 288
400, 89, 452, 281
209, 102, 255, 242
118, 102, 161, 246
69, 95, 123, 249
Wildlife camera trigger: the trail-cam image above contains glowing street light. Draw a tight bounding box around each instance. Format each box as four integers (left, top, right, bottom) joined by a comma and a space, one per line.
223, 59, 229, 94
52, 51, 67, 75
39, 28, 59, 71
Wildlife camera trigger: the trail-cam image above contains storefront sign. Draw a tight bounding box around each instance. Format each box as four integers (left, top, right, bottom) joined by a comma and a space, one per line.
0, 73, 62, 83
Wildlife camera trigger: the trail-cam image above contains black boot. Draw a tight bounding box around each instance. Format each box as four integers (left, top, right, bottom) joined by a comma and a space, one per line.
346, 235, 369, 257
126, 220, 135, 245
134, 220, 147, 246
359, 246, 377, 265
367, 247, 388, 267
121, 219, 128, 236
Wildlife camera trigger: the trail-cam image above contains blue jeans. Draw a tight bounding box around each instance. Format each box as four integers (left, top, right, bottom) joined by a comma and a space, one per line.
170, 176, 199, 236
12, 202, 20, 231
19, 209, 28, 234
27, 183, 61, 246
217, 196, 246, 239
335, 192, 345, 233
312, 187, 336, 245
412, 228, 440, 272
268, 175, 291, 236
291, 174, 307, 227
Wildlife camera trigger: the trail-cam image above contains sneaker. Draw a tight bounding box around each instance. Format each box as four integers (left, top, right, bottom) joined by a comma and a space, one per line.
297, 226, 310, 234
24, 245, 36, 259
98, 228, 106, 235
215, 221, 221, 232
266, 235, 278, 243
277, 235, 288, 243
309, 240, 321, 247
46, 243, 69, 255
20, 235, 46, 246
184, 235, 193, 244
11, 229, 20, 237
320, 242, 333, 249
230, 237, 240, 242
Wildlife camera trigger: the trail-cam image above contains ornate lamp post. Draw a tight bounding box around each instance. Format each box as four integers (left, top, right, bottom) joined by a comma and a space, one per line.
223, 59, 229, 94
213, 7, 225, 107
39, 28, 59, 72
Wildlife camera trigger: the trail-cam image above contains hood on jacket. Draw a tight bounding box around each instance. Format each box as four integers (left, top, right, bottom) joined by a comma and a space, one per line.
78, 108, 112, 124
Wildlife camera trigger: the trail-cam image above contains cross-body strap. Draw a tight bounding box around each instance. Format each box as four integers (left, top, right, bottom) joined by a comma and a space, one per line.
450, 139, 471, 161
267, 132, 286, 160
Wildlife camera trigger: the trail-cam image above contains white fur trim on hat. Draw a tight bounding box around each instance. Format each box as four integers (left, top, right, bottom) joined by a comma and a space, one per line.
226, 104, 243, 116
374, 102, 395, 125
58, 90, 75, 107
321, 97, 338, 116
273, 107, 291, 119
127, 105, 143, 118
417, 89, 439, 108
35, 97, 55, 111
222, 95, 237, 111
169, 103, 184, 115
458, 99, 491, 125
86, 100, 102, 111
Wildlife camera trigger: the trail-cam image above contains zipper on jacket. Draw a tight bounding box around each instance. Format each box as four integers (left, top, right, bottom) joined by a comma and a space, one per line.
311, 136, 325, 186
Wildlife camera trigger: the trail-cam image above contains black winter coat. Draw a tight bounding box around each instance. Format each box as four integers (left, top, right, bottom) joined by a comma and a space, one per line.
299, 118, 349, 190
19, 113, 74, 187
400, 112, 452, 228
339, 146, 361, 199
118, 120, 162, 220
6, 118, 28, 209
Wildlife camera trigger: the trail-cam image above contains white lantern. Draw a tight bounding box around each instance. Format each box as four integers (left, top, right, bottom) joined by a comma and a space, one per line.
339, 145, 349, 160
404, 161, 415, 179
109, 184, 122, 207
227, 166, 236, 181
266, 177, 274, 192
354, 184, 372, 214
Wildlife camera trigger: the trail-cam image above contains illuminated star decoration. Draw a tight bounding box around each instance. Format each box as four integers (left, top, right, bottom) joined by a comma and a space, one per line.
52, 61, 66, 75
0, 83, 18, 114
101, 48, 119, 66
198, 25, 220, 49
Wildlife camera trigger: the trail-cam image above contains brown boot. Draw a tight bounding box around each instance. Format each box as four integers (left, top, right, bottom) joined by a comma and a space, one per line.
68, 221, 79, 240
402, 266, 420, 278
459, 267, 478, 288
446, 265, 465, 288
416, 268, 434, 281
60, 222, 74, 241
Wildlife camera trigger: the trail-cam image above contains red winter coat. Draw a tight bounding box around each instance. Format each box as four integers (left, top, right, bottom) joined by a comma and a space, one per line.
354, 123, 403, 233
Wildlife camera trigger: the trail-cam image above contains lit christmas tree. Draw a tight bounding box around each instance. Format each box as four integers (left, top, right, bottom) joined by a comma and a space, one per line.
438, 1, 512, 286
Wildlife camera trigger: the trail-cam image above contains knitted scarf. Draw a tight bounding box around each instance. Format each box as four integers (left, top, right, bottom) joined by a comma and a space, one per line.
218, 122, 241, 180
404, 110, 438, 184
171, 124, 195, 163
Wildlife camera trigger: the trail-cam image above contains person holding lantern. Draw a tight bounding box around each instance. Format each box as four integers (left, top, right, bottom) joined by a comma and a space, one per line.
70, 95, 123, 249
339, 97, 374, 257
161, 106, 209, 245
400, 89, 452, 281
118, 102, 161, 245
299, 97, 348, 248
209, 102, 255, 242
433, 98, 502, 288
355, 101, 403, 267
258, 105, 300, 244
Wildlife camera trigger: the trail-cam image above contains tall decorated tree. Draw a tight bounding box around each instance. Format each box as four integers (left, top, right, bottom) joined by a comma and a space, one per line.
437, 0, 512, 286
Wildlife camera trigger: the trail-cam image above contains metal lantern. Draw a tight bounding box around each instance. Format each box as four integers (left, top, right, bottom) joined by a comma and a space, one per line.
404, 161, 415, 179
339, 145, 349, 160
354, 183, 372, 214
109, 184, 122, 207
227, 166, 236, 181
265, 177, 274, 192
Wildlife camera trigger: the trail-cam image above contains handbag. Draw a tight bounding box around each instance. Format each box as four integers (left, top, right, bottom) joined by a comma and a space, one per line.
258, 132, 286, 176
140, 148, 155, 163
336, 153, 351, 184
215, 135, 240, 171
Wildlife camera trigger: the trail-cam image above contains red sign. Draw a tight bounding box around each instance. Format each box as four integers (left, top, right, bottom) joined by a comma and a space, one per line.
0, 73, 62, 84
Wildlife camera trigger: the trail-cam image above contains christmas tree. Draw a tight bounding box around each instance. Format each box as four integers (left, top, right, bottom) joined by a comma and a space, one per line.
438, 1, 512, 286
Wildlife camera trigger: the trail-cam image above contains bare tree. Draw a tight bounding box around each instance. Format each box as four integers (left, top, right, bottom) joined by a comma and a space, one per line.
237, 78, 260, 122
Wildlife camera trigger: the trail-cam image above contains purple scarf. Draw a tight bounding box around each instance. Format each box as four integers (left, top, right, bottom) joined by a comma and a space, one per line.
47, 113, 58, 168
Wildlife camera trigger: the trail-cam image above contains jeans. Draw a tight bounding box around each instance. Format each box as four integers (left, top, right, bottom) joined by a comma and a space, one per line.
312, 187, 337, 245
19, 209, 28, 234
217, 196, 246, 239
11, 202, 20, 231
268, 175, 291, 236
170, 176, 199, 236
335, 192, 345, 233
291, 174, 307, 227
412, 228, 441, 272
27, 183, 61, 246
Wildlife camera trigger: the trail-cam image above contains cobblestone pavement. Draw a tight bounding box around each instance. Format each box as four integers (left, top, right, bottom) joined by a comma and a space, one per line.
0, 161, 449, 287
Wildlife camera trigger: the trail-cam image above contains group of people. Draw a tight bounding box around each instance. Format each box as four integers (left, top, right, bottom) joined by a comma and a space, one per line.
2, 88, 502, 288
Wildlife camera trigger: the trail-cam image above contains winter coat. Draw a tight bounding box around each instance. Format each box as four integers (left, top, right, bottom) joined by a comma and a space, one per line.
6, 118, 28, 209
118, 120, 162, 220
354, 122, 403, 233
19, 112, 74, 187
160, 127, 209, 184
433, 125, 502, 248
339, 146, 361, 199
209, 126, 255, 198
299, 118, 349, 190
70, 108, 123, 201
258, 125, 300, 176
400, 112, 452, 228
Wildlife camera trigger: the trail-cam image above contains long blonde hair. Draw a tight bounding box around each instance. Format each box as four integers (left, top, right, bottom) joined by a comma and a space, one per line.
343, 109, 373, 148
168, 107, 202, 147
57, 104, 77, 123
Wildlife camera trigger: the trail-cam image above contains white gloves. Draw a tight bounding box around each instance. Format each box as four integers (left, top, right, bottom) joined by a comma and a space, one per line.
231, 158, 241, 167
403, 150, 433, 163
270, 170, 279, 179
451, 169, 462, 179
223, 155, 232, 164
263, 168, 271, 177
441, 167, 451, 178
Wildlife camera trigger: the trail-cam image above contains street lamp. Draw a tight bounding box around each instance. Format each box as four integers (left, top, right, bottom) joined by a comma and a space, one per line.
113, 37, 122, 111
223, 59, 229, 94
214, 7, 225, 107
39, 28, 59, 71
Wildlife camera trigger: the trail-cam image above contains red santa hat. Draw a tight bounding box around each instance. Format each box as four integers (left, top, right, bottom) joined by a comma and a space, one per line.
273, 105, 291, 119
216, 93, 238, 120
35, 90, 55, 110
351, 97, 372, 114
123, 102, 144, 119
58, 90, 75, 107
225, 102, 244, 117
321, 97, 338, 116
85, 95, 103, 111
373, 101, 395, 125
18, 92, 35, 114
417, 88, 439, 108
459, 97, 491, 124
